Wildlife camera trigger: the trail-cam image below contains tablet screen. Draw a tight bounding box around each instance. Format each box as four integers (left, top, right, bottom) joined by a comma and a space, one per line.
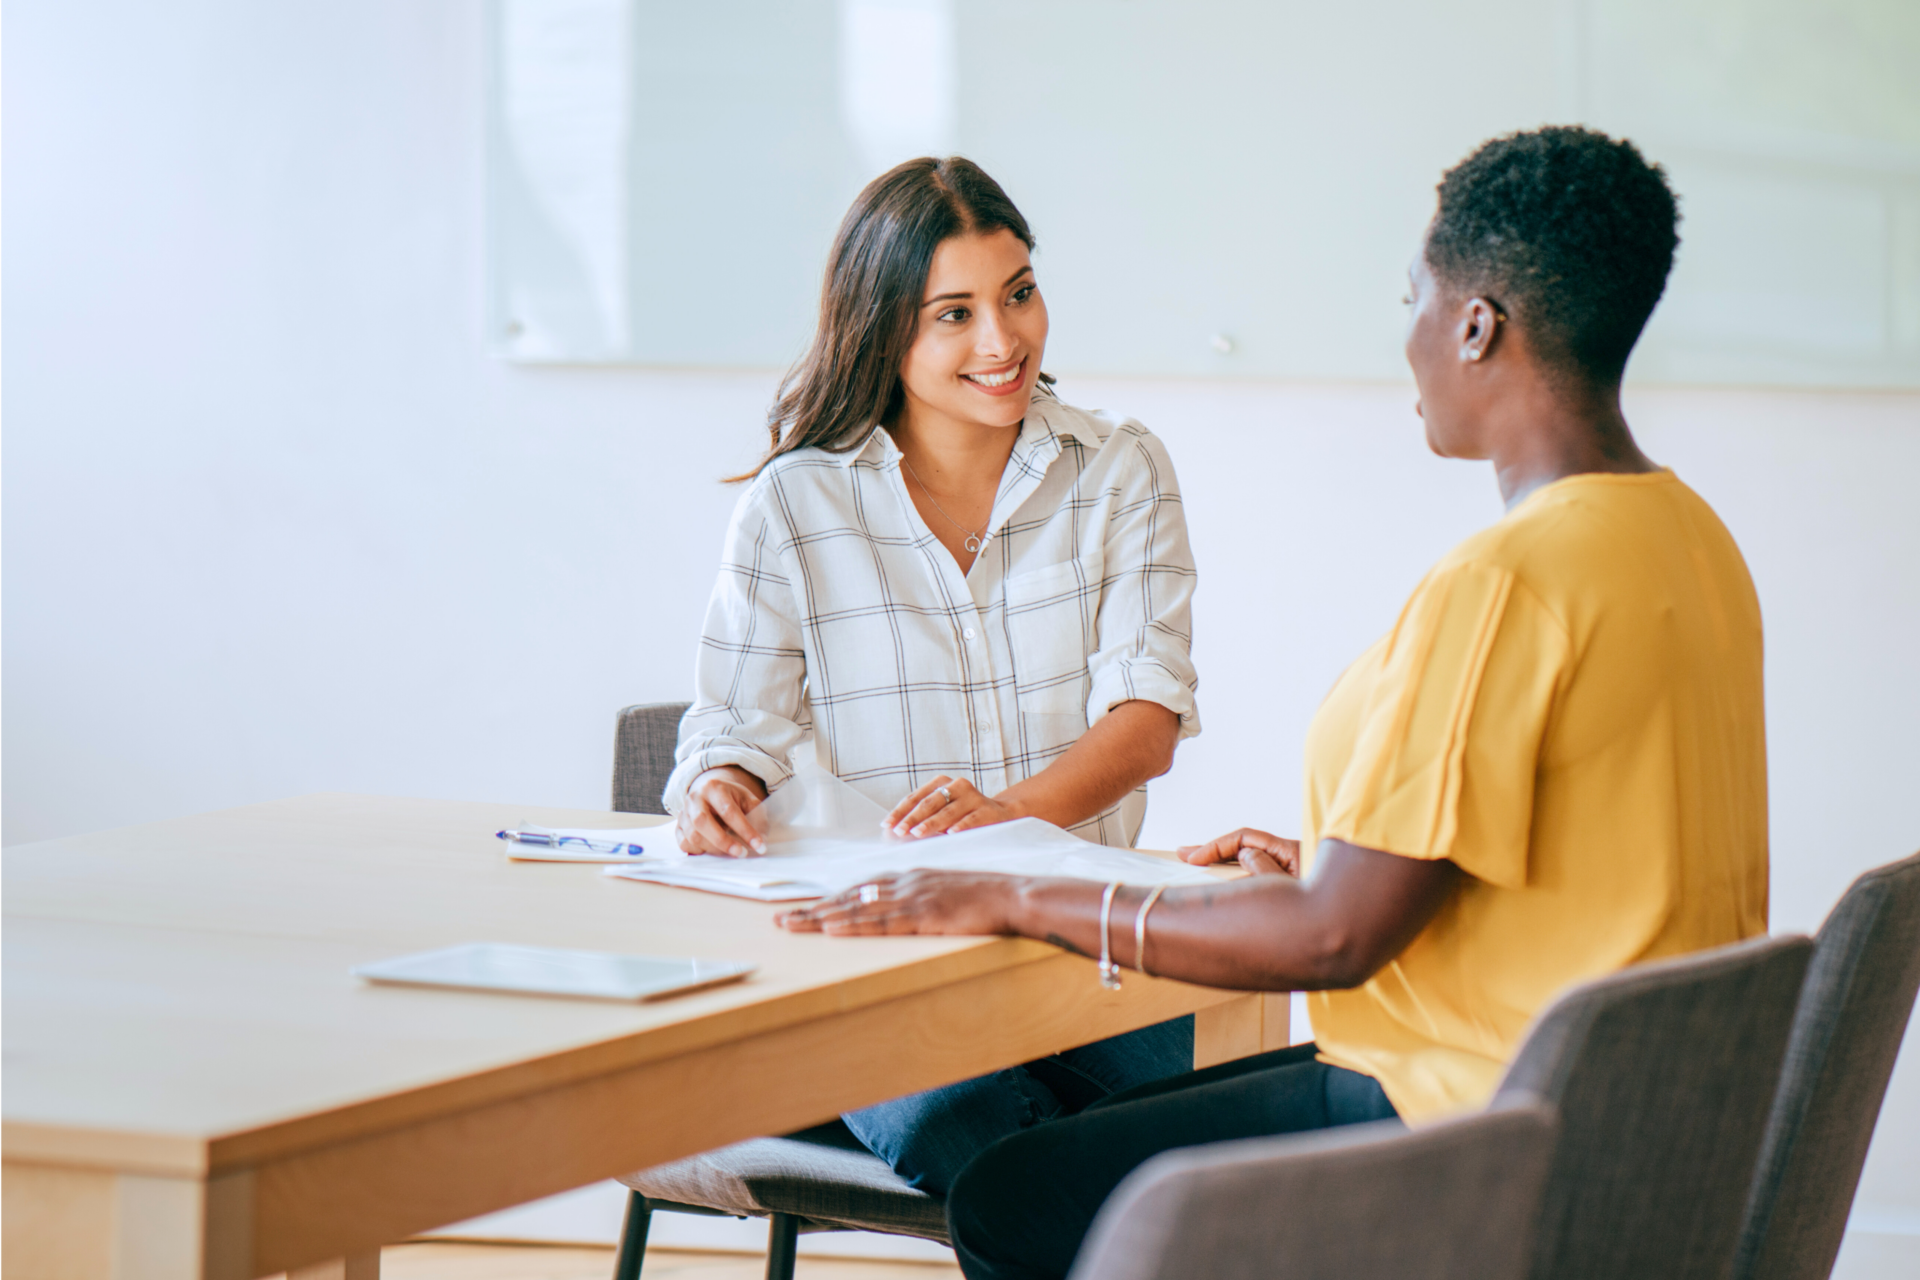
354, 943, 754, 1002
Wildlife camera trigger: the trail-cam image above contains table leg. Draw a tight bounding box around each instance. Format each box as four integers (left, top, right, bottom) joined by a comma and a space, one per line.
1262, 991, 1293, 1051
1193, 992, 1291, 1068
288, 1255, 380, 1280
2, 1160, 253, 1280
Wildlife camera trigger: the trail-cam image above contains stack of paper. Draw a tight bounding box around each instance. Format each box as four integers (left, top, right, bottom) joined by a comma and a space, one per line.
499, 768, 1219, 901
591, 766, 1218, 901
601, 818, 1220, 901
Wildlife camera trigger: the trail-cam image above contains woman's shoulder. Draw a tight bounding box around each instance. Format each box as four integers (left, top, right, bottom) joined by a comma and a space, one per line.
1422, 471, 1715, 637
1031, 390, 1178, 472
1442, 469, 1688, 577
753, 428, 884, 480
738, 428, 888, 507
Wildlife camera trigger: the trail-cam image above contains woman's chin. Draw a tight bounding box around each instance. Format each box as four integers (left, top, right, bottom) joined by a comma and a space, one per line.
1422, 418, 1458, 459
953, 390, 1034, 431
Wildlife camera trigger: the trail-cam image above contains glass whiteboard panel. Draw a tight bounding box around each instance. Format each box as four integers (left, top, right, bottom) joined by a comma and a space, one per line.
486, 0, 1920, 387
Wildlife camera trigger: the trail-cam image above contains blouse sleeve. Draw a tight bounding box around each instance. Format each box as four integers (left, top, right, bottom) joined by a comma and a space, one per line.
661, 488, 810, 813
1085, 426, 1202, 739
1319, 559, 1568, 889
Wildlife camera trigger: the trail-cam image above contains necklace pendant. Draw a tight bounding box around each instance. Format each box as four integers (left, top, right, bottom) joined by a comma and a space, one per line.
964, 534, 981, 554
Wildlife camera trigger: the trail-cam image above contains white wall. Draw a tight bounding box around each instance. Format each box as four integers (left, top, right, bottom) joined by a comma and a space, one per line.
6, 1, 1916, 1271
486, 0, 1920, 385
4, 1, 757, 841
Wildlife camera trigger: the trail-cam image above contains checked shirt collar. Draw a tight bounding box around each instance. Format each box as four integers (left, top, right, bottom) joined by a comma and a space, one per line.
837, 395, 1099, 546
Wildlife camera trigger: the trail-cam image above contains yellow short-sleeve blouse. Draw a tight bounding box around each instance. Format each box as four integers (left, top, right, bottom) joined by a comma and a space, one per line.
1304, 470, 1769, 1123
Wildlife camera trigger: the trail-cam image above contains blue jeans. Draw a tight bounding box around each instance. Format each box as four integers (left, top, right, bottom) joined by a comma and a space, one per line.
841, 1016, 1194, 1196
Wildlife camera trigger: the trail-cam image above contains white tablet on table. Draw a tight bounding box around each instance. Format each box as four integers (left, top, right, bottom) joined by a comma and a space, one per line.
354, 942, 755, 1002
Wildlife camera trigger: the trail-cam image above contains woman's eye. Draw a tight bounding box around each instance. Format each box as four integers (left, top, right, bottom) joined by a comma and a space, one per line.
939, 307, 970, 324
1011, 284, 1035, 305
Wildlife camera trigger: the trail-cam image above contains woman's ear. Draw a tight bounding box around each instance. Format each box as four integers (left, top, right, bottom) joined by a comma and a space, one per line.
1458, 297, 1503, 365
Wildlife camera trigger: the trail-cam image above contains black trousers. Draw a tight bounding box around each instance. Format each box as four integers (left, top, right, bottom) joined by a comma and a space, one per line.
944, 1042, 1399, 1280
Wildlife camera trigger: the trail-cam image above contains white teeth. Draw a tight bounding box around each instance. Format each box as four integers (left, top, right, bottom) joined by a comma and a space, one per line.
967, 368, 1019, 387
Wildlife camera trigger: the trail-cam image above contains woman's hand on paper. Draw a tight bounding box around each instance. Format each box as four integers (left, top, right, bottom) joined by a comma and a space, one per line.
885, 775, 1024, 839
1177, 828, 1301, 877
775, 869, 1019, 936
678, 766, 769, 857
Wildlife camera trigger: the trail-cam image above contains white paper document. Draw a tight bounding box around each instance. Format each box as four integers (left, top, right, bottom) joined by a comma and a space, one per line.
601, 765, 1216, 901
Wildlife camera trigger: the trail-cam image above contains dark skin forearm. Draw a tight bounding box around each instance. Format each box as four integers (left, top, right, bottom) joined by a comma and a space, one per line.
1012, 841, 1457, 990
780, 837, 1460, 993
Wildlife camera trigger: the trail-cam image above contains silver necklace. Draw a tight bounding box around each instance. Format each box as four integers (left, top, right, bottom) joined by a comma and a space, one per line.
902, 456, 992, 554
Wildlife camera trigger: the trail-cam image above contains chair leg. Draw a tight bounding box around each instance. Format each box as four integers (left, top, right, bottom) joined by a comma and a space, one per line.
765, 1213, 800, 1280
613, 1192, 652, 1280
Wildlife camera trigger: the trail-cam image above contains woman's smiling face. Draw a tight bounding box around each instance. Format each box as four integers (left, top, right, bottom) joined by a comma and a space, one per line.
896, 229, 1049, 433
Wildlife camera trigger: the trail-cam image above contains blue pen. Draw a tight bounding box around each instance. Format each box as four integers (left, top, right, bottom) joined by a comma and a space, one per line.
496, 829, 650, 857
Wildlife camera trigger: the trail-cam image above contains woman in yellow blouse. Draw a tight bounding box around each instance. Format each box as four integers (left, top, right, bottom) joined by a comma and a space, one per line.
779, 125, 1769, 1280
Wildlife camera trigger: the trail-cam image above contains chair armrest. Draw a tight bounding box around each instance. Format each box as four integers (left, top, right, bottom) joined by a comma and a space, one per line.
1070, 1100, 1557, 1280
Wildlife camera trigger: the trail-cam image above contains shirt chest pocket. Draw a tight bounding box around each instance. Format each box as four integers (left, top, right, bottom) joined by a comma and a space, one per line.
1002, 555, 1101, 718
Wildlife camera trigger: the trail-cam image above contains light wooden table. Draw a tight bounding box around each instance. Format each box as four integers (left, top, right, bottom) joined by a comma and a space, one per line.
3, 794, 1288, 1280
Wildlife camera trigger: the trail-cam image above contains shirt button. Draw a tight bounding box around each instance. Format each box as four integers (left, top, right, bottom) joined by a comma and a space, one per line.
963, 627, 977, 641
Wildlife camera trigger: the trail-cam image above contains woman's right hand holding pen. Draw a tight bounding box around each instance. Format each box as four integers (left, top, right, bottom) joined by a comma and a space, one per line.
678, 766, 769, 857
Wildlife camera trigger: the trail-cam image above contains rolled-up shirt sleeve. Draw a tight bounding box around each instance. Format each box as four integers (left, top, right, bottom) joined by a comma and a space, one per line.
662, 489, 810, 813
1085, 427, 1201, 739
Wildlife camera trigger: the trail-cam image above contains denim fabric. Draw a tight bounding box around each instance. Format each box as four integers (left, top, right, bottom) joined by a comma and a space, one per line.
945, 1042, 1399, 1280
842, 1016, 1194, 1196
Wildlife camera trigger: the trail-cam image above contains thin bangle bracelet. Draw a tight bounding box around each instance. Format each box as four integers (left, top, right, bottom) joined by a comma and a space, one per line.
1134, 884, 1167, 976
1098, 882, 1122, 990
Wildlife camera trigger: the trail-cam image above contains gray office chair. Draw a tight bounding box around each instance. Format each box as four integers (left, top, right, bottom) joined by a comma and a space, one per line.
607, 701, 949, 1280
612, 701, 694, 815
1733, 851, 1920, 1280
1070, 1102, 1559, 1280
1074, 935, 1811, 1280
1496, 933, 1814, 1280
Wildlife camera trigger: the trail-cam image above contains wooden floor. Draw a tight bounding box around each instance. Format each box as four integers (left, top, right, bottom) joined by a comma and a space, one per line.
374, 1241, 963, 1280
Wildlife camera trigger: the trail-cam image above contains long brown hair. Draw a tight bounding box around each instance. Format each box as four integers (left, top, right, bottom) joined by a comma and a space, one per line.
736, 156, 1051, 480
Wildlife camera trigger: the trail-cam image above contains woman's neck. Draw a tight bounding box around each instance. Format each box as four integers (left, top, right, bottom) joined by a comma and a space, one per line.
1486, 376, 1658, 510
887, 397, 1024, 573
888, 399, 1022, 496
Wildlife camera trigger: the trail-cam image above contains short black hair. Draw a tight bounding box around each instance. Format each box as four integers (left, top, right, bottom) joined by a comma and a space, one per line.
1425, 126, 1679, 384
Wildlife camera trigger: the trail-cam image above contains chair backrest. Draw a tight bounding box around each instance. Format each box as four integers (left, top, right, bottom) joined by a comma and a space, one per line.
1068, 1102, 1559, 1280
1496, 934, 1813, 1280
612, 701, 692, 814
1733, 851, 1920, 1280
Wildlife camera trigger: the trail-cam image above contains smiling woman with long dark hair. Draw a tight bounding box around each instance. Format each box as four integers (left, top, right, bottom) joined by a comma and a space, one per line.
660, 157, 1204, 1192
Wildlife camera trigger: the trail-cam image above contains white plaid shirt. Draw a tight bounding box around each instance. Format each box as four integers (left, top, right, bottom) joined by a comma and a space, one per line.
663, 391, 1201, 847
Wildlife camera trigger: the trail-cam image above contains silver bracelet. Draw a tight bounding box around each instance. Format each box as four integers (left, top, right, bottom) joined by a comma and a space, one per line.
1134, 884, 1168, 976
1097, 881, 1122, 990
